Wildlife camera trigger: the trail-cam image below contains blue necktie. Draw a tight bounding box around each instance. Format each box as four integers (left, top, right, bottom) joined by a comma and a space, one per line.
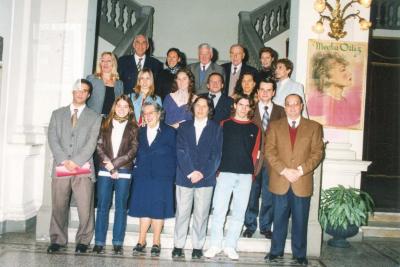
262, 106, 270, 131
199, 65, 206, 84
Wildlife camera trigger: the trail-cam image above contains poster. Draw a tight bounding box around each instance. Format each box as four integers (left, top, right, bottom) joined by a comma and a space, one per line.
306, 39, 367, 130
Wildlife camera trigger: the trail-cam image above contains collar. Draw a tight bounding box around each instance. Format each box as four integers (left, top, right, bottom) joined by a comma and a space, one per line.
258, 100, 273, 111
194, 118, 208, 128
147, 122, 160, 131
201, 62, 211, 70
209, 91, 221, 98
287, 116, 301, 128
70, 104, 86, 117
278, 77, 290, 87
134, 54, 146, 63
231, 63, 242, 73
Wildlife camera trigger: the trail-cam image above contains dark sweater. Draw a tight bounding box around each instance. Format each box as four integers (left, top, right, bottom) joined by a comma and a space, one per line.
219, 118, 261, 174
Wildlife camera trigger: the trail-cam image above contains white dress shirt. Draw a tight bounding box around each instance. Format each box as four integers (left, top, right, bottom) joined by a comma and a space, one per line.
194, 118, 208, 145
258, 101, 274, 119
287, 116, 301, 128
147, 122, 159, 145
69, 104, 86, 118
134, 54, 146, 69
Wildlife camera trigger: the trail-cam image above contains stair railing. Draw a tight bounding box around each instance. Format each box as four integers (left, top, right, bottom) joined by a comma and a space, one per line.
370, 0, 400, 30
238, 0, 290, 69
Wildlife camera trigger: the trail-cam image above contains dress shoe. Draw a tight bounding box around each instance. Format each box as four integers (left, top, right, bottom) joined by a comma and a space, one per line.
47, 243, 62, 253
113, 245, 123, 255
150, 244, 161, 257
293, 257, 309, 265
264, 253, 283, 262
92, 245, 105, 254
132, 242, 146, 255
75, 243, 88, 253
192, 249, 203, 259
242, 228, 254, 238
260, 230, 273, 239
172, 247, 184, 258
204, 246, 222, 258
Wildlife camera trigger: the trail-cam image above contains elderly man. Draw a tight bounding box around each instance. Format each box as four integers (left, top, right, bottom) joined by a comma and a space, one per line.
221, 44, 257, 97
47, 79, 102, 254
188, 43, 225, 95
264, 94, 324, 265
117, 34, 163, 95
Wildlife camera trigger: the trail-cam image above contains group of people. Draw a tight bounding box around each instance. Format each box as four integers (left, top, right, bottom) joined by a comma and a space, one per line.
46, 34, 324, 265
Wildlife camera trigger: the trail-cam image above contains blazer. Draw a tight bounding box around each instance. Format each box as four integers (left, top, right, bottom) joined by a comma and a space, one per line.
275, 78, 308, 117
96, 120, 139, 171
86, 74, 124, 114
253, 102, 286, 175
221, 62, 257, 95
133, 123, 177, 181
117, 55, 163, 94
176, 119, 223, 188
48, 105, 102, 180
199, 92, 233, 124
265, 117, 324, 197
188, 62, 225, 95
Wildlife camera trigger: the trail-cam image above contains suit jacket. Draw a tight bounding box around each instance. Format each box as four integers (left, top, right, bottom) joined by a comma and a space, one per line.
253, 102, 286, 175
96, 120, 139, 171
275, 78, 308, 117
132, 123, 176, 181
86, 74, 124, 114
200, 92, 233, 124
265, 117, 324, 197
221, 62, 257, 95
48, 105, 102, 180
188, 62, 225, 95
176, 120, 223, 188
117, 55, 163, 94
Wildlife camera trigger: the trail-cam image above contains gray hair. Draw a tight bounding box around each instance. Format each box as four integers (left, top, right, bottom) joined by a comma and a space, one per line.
141, 102, 165, 121
198, 43, 212, 51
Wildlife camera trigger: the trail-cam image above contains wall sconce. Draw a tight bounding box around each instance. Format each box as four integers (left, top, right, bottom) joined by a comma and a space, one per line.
313, 0, 372, 40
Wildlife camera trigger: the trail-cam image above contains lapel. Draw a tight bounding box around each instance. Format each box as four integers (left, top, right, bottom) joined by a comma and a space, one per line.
292, 118, 306, 154
62, 107, 73, 135
196, 120, 212, 147
278, 118, 293, 156
75, 107, 89, 129
225, 63, 232, 85
188, 122, 197, 147
115, 121, 132, 157
253, 104, 262, 129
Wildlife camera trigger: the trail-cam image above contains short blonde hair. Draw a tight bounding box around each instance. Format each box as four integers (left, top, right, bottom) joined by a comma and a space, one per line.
95, 51, 119, 81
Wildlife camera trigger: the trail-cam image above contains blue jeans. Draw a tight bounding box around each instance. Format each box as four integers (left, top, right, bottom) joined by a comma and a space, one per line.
244, 167, 273, 232
209, 172, 252, 249
95, 170, 131, 246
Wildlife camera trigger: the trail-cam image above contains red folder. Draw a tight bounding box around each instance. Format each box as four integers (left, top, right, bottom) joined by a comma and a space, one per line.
56, 162, 91, 177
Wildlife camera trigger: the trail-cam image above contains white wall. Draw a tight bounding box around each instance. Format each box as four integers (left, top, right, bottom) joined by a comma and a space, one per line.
264, 30, 289, 58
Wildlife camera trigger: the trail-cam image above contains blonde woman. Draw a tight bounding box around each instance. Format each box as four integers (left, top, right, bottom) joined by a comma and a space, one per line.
130, 68, 162, 125
87, 51, 124, 116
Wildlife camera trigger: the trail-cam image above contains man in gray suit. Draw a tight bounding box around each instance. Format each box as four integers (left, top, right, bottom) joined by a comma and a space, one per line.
274, 58, 308, 117
47, 79, 102, 254
188, 43, 225, 95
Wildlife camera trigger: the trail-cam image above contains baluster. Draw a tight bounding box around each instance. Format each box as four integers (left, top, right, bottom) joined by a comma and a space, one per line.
126, 6, 133, 32
396, 3, 400, 27
118, 2, 126, 32
257, 16, 264, 39
264, 11, 272, 41
283, 1, 290, 29
110, 0, 118, 28
101, 0, 108, 22
273, 9, 280, 35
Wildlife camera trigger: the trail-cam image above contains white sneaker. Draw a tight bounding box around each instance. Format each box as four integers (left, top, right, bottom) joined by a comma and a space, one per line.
204, 246, 222, 258
224, 247, 239, 260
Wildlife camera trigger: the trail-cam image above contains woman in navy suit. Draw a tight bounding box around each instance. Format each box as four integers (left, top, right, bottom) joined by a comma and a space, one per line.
172, 96, 223, 259
128, 102, 176, 257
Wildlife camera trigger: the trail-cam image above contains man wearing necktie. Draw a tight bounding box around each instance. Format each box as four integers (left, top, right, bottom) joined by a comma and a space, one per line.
47, 79, 102, 254
264, 94, 324, 265
188, 43, 225, 95
243, 78, 285, 239
117, 34, 163, 95
199, 72, 233, 124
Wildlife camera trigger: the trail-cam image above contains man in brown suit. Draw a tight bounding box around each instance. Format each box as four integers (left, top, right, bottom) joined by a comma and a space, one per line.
264, 94, 324, 265
243, 78, 285, 239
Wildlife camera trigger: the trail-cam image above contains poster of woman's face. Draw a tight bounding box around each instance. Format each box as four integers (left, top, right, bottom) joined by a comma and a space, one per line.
306, 40, 367, 130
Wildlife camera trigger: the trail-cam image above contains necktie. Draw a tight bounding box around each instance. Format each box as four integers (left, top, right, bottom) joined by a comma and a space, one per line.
137, 58, 143, 72
233, 66, 237, 75
199, 65, 206, 84
292, 120, 296, 129
262, 106, 270, 131
71, 109, 78, 128
209, 93, 216, 108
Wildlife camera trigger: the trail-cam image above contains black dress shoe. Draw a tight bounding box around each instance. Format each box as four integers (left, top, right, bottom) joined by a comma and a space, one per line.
260, 230, 273, 239
92, 245, 105, 254
242, 228, 254, 238
113, 245, 123, 255
132, 242, 146, 255
150, 244, 161, 257
264, 253, 283, 262
192, 249, 203, 259
172, 247, 184, 258
47, 243, 61, 253
75, 243, 88, 253
293, 257, 308, 265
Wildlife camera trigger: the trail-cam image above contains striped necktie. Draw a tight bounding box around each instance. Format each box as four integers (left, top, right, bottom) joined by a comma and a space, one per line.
137, 58, 143, 72
262, 106, 270, 131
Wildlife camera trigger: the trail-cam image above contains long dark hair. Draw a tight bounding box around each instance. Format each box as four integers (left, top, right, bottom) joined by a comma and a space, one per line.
171, 68, 195, 107
234, 71, 257, 98
101, 95, 137, 130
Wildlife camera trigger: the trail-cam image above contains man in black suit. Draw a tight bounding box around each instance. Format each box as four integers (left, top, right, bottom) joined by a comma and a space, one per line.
222, 44, 257, 97
200, 72, 233, 124
117, 34, 163, 95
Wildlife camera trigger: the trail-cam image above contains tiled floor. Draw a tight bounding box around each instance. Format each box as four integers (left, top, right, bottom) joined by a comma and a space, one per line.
0, 231, 399, 267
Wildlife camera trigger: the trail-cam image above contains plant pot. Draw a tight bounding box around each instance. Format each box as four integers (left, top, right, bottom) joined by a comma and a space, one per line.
325, 224, 359, 248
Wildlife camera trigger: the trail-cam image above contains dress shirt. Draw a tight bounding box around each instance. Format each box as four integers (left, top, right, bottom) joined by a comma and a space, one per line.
231, 63, 242, 74
147, 122, 160, 146
209, 91, 222, 107
287, 116, 301, 128
69, 104, 86, 119
201, 62, 211, 71
194, 118, 208, 145
258, 101, 274, 119
134, 54, 146, 69
111, 119, 128, 158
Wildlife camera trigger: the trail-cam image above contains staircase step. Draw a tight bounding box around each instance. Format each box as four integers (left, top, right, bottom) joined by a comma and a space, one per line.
361, 212, 400, 238
369, 212, 400, 223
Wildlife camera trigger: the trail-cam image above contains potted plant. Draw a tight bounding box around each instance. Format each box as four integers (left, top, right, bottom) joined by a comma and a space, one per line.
319, 185, 374, 248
